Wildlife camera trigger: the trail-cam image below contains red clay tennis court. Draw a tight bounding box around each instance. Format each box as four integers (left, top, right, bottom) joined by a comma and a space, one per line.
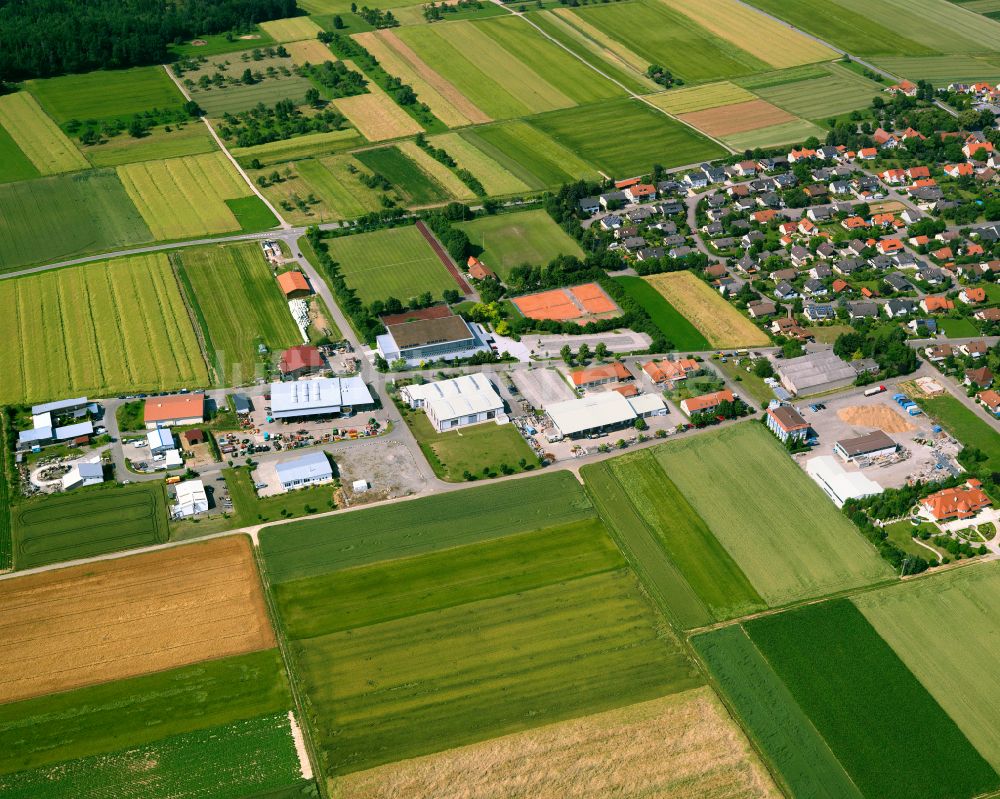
570, 283, 617, 314
511, 283, 620, 322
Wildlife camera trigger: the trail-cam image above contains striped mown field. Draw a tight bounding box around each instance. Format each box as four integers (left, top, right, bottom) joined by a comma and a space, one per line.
0, 93, 88, 174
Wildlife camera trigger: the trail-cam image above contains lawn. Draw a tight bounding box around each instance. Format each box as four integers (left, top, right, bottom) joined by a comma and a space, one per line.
354, 146, 448, 204
913, 391, 1000, 470
458, 209, 583, 277
609, 450, 765, 620
570, 0, 768, 84
644, 272, 769, 347
615, 276, 711, 350
0, 93, 89, 175
692, 626, 864, 799
428, 132, 531, 195
11, 483, 167, 569
259, 470, 595, 582
172, 242, 301, 384
938, 316, 980, 337
327, 225, 459, 303
403, 410, 536, 481
117, 152, 257, 239
531, 98, 726, 177
0, 254, 208, 404
27, 66, 187, 125
81, 122, 218, 168
755, 63, 884, 120
745, 600, 1000, 799
714, 357, 776, 406
655, 423, 893, 606
0, 124, 40, 184
222, 465, 340, 528
855, 563, 1000, 772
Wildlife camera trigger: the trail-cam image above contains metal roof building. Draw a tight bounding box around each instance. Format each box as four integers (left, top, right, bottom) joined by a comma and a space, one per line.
275, 451, 334, 490
31, 397, 89, 415
777, 350, 857, 396
61, 461, 104, 491
147, 428, 175, 453
270, 378, 374, 419
806, 455, 883, 507
173, 480, 209, 518
401, 374, 506, 432
547, 392, 638, 439
834, 430, 898, 462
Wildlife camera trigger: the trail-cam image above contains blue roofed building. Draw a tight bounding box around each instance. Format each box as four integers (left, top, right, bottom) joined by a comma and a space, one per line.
275, 451, 334, 491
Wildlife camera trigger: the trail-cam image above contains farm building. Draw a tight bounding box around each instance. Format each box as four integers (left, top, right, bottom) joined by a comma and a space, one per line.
269, 377, 373, 420
806, 455, 883, 508
60, 461, 104, 491
376, 309, 489, 367
278, 345, 325, 378
400, 374, 506, 433
31, 396, 90, 415
546, 391, 664, 439
777, 350, 856, 396
571, 362, 634, 390
766, 404, 810, 443
834, 430, 898, 462
182, 429, 206, 446
276, 271, 311, 298
921, 480, 991, 521
144, 394, 205, 429
17, 419, 94, 449
233, 394, 252, 415
276, 451, 334, 490
680, 389, 735, 417
173, 479, 209, 518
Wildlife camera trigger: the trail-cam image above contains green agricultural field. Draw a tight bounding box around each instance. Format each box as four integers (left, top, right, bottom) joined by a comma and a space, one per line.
168, 28, 277, 58
655, 423, 893, 606
285, 155, 385, 221
327, 225, 459, 303
746, 600, 1000, 799
531, 99, 726, 177
830, 0, 1000, 53
260, 470, 595, 582
0, 649, 290, 776
173, 242, 300, 384
460, 121, 600, 189
570, 0, 768, 83
734, 63, 832, 91
80, 122, 217, 167
0, 124, 40, 184
275, 518, 623, 639
0, 93, 89, 175
354, 146, 449, 206
0, 170, 153, 273
692, 626, 864, 799
428, 132, 530, 196
295, 568, 700, 775
872, 54, 1000, 82
231, 128, 364, 166
12, 483, 168, 569
615, 276, 710, 349
608, 450, 765, 620
27, 66, 187, 125
192, 74, 315, 116
458, 209, 583, 277
259, 15, 325, 42
855, 564, 1000, 772
913, 391, 1000, 470
722, 119, 826, 150
0, 253, 207, 404
0, 421, 13, 570
755, 63, 884, 119
647, 81, 757, 114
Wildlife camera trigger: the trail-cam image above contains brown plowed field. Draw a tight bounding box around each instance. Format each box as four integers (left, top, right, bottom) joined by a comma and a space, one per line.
679, 99, 795, 137
0, 536, 274, 704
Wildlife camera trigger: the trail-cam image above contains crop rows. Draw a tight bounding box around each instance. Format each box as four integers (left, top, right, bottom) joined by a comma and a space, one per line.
0, 93, 88, 174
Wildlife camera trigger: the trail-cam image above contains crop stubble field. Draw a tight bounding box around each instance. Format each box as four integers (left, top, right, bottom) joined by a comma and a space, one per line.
0, 253, 208, 404
614, 276, 710, 350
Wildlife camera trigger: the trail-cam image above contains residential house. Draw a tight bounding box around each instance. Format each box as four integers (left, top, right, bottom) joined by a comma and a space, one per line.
921, 479, 991, 521
680, 389, 736, 417
578, 197, 600, 215
979, 390, 1000, 416
921, 296, 955, 313
643, 358, 699, 385
624, 183, 656, 203
924, 344, 953, 361
910, 318, 938, 336
747, 299, 777, 318
884, 273, 913, 293
848, 301, 879, 320
966, 367, 994, 388
961, 340, 988, 359
804, 278, 828, 297
790, 246, 811, 267
766, 404, 811, 443
975, 307, 1000, 323
960, 287, 987, 304
884, 297, 917, 318
804, 303, 836, 321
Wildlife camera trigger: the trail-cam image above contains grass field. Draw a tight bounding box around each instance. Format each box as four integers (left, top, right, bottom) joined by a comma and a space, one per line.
12, 483, 167, 569
872, 53, 1000, 82
615, 276, 710, 349
755, 63, 884, 119
656, 423, 893, 606
570, 0, 768, 84
117, 151, 256, 238
0, 537, 273, 704
254, 155, 383, 223
458, 209, 583, 277
692, 626, 864, 799
531, 99, 726, 177
644, 272, 769, 347
856, 563, 1000, 772
260, 15, 324, 41
0, 253, 207, 404
173, 242, 301, 384
661, 0, 837, 68
81, 122, 217, 167
746, 600, 1000, 799
334, 687, 779, 799
231, 128, 364, 165
0, 170, 153, 272
647, 81, 757, 114
608, 450, 765, 620
831, 0, 1000, 53
0, 93, 89, 174
27, 66, 186, 124
260, 470, 595, 582
168, 28, 278, 58
428, 132, 530, 195
327, 225, 458, 303
396, 139, 474, 200
912, 390, 1000, 470
722, 119, 826, 150
461, 120, 600, 188
300, 0, 424, 11
938, 316, 980, 337
0, 124, 40, 184
194, 74, 314, 116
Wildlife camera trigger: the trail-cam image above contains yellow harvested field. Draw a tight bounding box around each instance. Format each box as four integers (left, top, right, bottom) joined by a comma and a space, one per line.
396, 140, 474, 200
646, 81, 756, 114
334, 66, 425, 141
259, 15, 325, 42
428, 133, 530, 195
679, 98, 796, 137
645, 272, 769, 347
335, 687, 779, 799
0, 537, 274, 704
660, 0, 837, 69
287, 38, 337, 66
355, 31, 488, 128
117, 151, 251, 239
0, 92, 89, 174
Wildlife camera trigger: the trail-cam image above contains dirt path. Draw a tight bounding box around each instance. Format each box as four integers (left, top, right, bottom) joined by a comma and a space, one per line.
415, 219, 473, 296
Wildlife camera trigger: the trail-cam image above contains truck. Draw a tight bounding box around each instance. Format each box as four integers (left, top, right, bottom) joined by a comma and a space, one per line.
166, 475, 181, 485
864, 385, 887, 397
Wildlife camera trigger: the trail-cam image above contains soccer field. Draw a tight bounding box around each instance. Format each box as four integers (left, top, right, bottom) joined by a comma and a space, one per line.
458, 209, 583, 277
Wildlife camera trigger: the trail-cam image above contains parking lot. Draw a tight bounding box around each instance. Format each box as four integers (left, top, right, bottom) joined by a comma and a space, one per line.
511, 367, 576, 410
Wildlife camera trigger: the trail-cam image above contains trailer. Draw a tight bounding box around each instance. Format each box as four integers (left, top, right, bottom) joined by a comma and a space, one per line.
864, 385, 887, 397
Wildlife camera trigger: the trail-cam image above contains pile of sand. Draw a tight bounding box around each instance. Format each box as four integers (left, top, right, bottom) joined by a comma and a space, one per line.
837, 404, 915, 433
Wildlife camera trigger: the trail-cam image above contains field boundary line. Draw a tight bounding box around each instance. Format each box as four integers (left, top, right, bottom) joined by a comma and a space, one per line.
415, 219, 473, 294
161, 65, 291, 229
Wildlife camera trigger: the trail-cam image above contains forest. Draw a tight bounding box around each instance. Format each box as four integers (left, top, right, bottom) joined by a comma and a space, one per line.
0, 0, 298, 83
